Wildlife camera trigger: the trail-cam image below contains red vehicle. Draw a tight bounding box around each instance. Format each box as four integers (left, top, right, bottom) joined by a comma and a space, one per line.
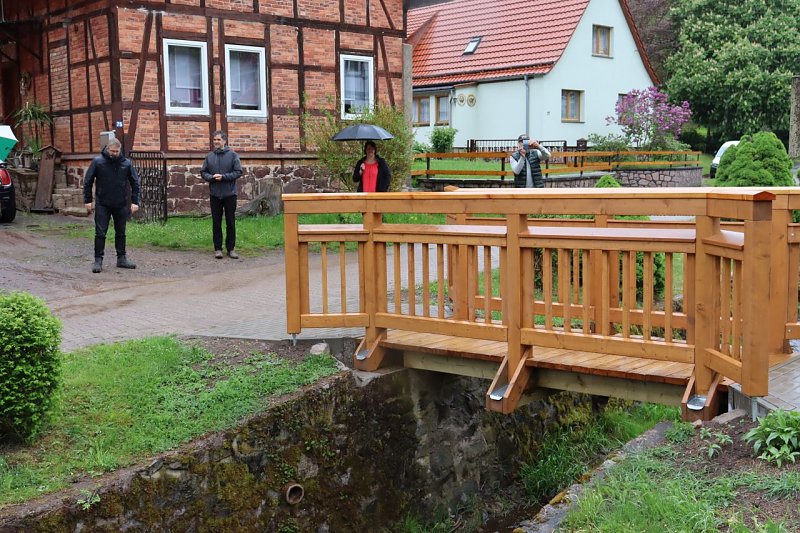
0, 161, 16, 222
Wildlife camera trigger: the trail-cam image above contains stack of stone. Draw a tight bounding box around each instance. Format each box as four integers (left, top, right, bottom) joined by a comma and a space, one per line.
51, 169, 89, 216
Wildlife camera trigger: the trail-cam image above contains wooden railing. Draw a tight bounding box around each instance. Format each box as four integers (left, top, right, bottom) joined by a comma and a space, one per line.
412, 150, 702, 181
283, 188, 776, 418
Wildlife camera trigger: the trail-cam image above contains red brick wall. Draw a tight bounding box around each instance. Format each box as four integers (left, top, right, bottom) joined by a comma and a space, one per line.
14, 0, 405, 172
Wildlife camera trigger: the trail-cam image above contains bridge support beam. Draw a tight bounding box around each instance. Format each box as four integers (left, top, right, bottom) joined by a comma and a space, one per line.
681, 374, 724, 421
486, 349, 533, 414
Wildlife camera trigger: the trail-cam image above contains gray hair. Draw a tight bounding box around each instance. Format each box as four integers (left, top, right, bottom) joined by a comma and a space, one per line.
106, 138, 122, 149
212, 130, 228, 142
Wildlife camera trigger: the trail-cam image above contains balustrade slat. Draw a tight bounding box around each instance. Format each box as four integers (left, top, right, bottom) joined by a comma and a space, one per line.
522, 248, 534, 328
601, 250, 610, 336
665, 253, 673, 343
377, 243, 387, 313
468, 245, 477, 321
408, 243, 416, 317
320, 243, 329, 314
422, 244, 431, 318
643, 251, 653, 341
484, 246, 492, 324
543, 248, 553, 330
394, 243, 402, 314
437, 244, 445, 318
720, 257, 731, 356
713, 256, 722, 353
359, 242, 367, 313
733, 260, 743, 360
300, 243, 310, 315
684, 253, 696, 345
340, 243, 347, 314
572, 249, 580, 305
622, 251, 631, 338
560, 249, 572, 333
582, 250, 591, 334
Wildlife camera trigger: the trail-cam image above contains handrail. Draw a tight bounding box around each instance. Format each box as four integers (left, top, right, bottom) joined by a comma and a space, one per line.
283, 188, 776, 417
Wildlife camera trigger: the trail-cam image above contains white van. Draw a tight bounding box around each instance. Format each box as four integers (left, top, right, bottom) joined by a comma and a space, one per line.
710, 140, 740, 179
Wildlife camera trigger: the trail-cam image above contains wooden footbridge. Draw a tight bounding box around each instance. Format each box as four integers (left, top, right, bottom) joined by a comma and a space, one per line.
284, 188, 800, 420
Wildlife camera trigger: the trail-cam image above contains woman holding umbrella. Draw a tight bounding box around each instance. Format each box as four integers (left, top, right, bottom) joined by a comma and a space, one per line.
352, 140, 391, 192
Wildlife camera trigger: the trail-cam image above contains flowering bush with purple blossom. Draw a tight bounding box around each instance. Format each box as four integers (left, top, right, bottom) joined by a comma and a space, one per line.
608, 87, 692, 149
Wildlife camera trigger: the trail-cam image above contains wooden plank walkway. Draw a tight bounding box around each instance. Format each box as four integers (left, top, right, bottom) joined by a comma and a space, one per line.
382, 330, 694, 385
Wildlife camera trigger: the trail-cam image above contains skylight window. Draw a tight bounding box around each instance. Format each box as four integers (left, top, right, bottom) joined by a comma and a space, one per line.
463, 37, 482, 55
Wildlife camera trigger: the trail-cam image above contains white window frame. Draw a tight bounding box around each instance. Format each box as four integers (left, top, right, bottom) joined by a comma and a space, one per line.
224, 44, 268, 118
340, 54, 374, 119
163, 38, 209, 116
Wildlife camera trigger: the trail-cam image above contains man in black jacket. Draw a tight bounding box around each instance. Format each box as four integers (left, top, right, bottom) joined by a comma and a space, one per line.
201, 130, 243, 259
83, 139, 140, 273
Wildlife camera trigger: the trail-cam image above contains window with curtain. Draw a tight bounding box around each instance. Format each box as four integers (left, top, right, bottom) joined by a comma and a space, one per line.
561, 89, 582, 122
340, 54, 374, 118
225, 45, 267, 117
592, 25, 612, 57
435, 94, 449, 125
413, 97, 430, 125
164, 39, 208, 115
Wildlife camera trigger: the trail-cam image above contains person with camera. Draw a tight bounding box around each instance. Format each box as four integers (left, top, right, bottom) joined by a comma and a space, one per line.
510, 134, 550, 188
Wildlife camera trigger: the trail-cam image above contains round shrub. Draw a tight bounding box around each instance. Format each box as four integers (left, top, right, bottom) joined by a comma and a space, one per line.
715, 131, 792, 187
0, 291, 62, 442
430, 126, 457, 153
595, 175, 622, 188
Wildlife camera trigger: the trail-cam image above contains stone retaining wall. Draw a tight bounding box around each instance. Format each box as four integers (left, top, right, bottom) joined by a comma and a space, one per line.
65, 158, 338, 215
418, 167, 703, 192
0, 367, 591, 531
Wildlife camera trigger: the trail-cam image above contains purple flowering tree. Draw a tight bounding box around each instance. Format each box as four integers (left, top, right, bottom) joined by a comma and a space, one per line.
608, 87, 692, 149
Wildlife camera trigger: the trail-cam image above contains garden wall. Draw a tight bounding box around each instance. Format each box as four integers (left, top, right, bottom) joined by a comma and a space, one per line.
0, 366, 591, 532
417, 167, 702, 192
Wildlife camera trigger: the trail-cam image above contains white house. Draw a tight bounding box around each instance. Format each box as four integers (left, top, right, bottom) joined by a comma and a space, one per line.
407, 0, 659, 149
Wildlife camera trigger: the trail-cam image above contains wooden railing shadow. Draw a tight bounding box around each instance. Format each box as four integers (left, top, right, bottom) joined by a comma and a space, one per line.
283, 188, 777, 421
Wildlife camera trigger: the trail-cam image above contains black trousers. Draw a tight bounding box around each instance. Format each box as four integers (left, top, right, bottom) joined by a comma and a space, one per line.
210, 195, 237, 252
94, 203, 129, 259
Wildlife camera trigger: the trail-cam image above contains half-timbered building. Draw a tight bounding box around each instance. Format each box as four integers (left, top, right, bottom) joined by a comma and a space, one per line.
0, 0, 406, 212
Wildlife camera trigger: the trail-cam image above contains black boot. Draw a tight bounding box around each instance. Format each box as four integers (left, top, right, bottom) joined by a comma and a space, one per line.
92, 258, 103, 273
117, 255, 136, 269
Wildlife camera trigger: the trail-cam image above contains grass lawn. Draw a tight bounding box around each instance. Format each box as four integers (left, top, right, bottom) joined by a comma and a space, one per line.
0, 337, 339, 505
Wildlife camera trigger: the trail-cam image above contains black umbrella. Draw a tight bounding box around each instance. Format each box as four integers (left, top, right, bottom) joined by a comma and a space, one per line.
331, 123, 394, 141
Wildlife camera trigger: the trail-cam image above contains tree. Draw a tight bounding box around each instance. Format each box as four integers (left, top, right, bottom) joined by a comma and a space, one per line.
666, 0, 800, 142
626, 0, 676, 82
608, 86, 692, 149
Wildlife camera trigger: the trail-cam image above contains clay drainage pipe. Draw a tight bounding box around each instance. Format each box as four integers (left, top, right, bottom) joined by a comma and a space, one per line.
283, 483, 304, 505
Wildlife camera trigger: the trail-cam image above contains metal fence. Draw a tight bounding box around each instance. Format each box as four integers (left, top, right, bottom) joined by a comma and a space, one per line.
129, 151, 167, 223
467, 139, 568, 153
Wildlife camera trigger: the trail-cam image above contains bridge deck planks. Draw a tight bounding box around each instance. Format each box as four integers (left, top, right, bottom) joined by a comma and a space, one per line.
383, 330, 693, 385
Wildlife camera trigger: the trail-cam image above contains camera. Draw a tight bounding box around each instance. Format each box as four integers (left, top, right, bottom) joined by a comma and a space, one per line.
523, 139, 529, 151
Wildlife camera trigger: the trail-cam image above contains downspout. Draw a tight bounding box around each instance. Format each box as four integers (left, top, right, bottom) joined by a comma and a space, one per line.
524, 74, 530, 134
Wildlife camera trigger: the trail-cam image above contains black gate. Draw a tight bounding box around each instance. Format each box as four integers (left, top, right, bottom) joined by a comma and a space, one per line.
129, 151, 167, 223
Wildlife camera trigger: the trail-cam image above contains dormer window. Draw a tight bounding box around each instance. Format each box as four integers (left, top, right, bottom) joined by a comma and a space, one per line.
463, 37, 482, 55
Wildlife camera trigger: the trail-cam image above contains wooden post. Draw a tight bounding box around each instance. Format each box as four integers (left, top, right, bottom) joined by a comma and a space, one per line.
768, 201, 791, 355
363, 210, 384, 346
741, 215, 773, 396
693, 213, 719, 395
504, 214, 526, 380
284, 213, 301, 335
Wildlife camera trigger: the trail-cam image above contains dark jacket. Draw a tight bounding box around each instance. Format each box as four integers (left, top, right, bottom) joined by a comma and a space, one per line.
201, 146, 243, 198
352, 155, 391, 192
83, 148, 141, 208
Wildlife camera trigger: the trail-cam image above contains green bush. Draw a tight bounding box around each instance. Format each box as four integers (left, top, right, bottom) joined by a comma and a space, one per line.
302, 101, 413, 191
430, 126, 457, 153
744, 409, 800, 467
586, 133, 629, 152
595, 175, 622, 188
715, 131, 793, 187
0, 291, 62, 442
413, 140, 431, 154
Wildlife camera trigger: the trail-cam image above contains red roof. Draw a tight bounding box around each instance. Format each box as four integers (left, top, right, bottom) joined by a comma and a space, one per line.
408, 0, 658, 88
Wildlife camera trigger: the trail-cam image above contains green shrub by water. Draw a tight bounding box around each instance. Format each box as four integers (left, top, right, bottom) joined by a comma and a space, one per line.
0, 336, 339, 504
0, 292, 62, 442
